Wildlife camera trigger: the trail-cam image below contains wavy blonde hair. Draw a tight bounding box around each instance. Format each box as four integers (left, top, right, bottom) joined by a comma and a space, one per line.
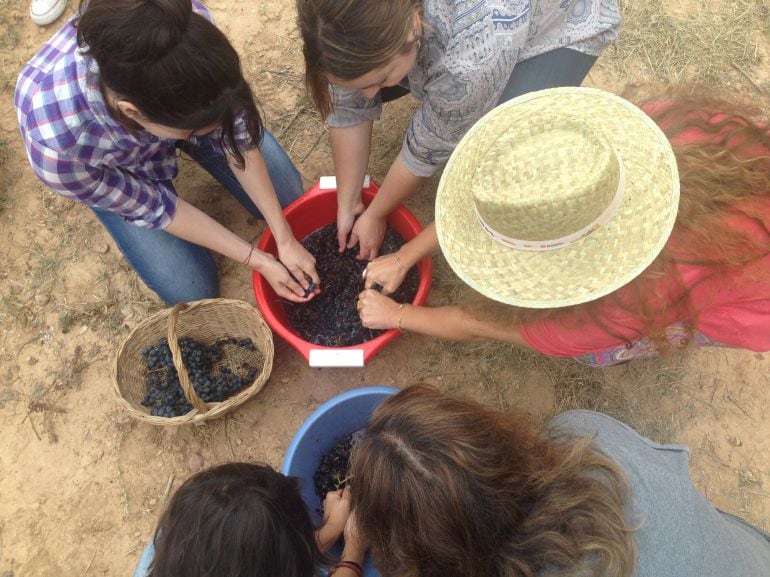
350, 385, 636, 577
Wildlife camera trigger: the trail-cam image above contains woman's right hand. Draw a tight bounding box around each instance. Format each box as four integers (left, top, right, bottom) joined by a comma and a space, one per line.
341, 509, 367, 564
349, 210, 386, 261
363, 252, 408, 295
357, 289, 402, 330
320, 488, 351, 548
337, 200, 365, 253
256, 255, 314, 303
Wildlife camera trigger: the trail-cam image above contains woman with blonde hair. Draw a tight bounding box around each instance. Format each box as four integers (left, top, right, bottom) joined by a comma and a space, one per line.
357, 88, 770, 365
350, 384, 770, 577
297, 0, 621, 259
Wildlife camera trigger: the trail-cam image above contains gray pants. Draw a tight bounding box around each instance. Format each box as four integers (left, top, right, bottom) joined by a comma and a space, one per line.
382, 47, 597, 105
497, 47, 598, 104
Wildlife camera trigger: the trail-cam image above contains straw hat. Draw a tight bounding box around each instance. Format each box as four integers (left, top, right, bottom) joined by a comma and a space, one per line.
435, 87, 679, 308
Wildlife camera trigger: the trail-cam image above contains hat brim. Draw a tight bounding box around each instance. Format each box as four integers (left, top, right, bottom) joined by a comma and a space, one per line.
435, 87, 680, 309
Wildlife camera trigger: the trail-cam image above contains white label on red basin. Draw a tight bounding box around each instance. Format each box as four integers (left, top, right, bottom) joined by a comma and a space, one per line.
309, 349, 365, 368
318, 175, 371, 191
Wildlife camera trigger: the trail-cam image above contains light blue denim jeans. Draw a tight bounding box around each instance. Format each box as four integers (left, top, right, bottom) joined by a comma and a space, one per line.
132, 540, 155, 577
92, 129, 303, 304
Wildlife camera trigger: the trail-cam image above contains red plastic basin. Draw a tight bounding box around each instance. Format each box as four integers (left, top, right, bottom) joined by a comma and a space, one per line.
252, 180, 432, 366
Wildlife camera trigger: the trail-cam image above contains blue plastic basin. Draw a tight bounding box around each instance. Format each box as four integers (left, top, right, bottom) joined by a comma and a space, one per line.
281, 386, 398, 577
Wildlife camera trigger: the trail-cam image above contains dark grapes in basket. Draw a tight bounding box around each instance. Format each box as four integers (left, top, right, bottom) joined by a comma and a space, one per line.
140, 336, 263, 418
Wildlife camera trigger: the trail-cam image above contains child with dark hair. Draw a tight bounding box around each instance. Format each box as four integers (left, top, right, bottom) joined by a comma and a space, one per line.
133, 463, 366, 577
15, 0, 319, 305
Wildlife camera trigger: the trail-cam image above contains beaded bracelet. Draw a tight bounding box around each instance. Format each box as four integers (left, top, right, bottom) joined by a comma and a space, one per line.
328, 560, 363, 577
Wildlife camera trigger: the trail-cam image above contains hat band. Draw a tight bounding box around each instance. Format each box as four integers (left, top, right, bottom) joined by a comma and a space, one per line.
475, 149, 627, 252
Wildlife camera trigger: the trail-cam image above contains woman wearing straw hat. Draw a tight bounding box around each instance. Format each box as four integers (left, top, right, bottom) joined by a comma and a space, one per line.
349, 384, 770, 577
357, 87, 770, 366
297, 0, 621, 260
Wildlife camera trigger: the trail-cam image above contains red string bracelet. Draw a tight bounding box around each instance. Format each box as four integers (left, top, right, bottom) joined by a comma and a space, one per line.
328, 560, 363, 577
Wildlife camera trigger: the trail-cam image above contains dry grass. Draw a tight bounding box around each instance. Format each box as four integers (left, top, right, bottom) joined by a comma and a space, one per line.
602, 0, 767, 91
0, 139, 12, 211
0, 3, 22, 92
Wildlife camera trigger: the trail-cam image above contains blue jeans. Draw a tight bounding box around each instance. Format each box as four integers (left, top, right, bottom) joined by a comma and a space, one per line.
92, 130, 303, 304
133, 540, 155, 577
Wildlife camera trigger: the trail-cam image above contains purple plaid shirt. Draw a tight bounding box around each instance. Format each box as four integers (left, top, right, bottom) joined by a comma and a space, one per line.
14, 1, 249, 229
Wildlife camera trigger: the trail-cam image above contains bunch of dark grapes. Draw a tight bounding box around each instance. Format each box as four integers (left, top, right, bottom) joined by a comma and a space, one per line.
140, 337, 260, 418
313, 432, 355, 502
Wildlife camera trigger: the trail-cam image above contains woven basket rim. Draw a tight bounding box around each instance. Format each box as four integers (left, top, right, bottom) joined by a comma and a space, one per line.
112, 298, 274, 426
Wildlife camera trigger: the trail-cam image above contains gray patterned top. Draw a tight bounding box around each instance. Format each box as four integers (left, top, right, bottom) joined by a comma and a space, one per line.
327, 0, 622, 176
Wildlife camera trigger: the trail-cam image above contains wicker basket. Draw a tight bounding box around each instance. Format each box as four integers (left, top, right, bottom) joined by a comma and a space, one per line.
113, 299, 274, 425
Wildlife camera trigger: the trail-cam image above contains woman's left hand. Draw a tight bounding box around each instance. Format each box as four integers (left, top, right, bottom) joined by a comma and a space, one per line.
357, 289, 401, 329
277, 238, 321, 296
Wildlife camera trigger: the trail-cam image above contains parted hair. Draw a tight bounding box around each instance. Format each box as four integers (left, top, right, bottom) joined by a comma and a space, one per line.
296, 0, 422, 118
462, 90, 770, 351
350, 384, 636, 577
75, 0, 262, 168
147, 462, 321, 577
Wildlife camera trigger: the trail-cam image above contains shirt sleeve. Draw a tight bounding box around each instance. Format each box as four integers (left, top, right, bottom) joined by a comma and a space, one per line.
325, 84, 383, 128
199, 109, 259, 157
519, 314, 633, 357
400, 67, 504, 177
518, 0, 622, 61
191, 0, 212, 20
519, 297, 649, 357
696, 291, 770, 352
21, 132, 178, 229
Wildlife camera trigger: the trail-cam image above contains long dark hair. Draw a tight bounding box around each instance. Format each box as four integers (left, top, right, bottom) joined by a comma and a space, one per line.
350, 385, 636, 577
75, 0, 262, 168
148, 463, 321, 577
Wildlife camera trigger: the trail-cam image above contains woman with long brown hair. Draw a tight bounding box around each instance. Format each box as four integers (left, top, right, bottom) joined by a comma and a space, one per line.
296, 0, 621, 260
350, 385, 770, 577
357, 88, 770, 365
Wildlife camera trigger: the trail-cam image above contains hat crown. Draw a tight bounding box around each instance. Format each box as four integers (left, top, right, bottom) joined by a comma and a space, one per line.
473, 121, 620, 243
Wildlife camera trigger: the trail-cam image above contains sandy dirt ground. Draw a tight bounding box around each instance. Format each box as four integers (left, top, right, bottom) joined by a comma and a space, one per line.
0, 0, 769, 575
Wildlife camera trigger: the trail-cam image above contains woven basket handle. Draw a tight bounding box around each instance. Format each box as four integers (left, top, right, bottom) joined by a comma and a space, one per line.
168, 303, 209, 413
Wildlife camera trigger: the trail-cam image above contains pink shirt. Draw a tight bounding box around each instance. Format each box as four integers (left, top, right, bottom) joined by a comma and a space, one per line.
520, 108, 770, 357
